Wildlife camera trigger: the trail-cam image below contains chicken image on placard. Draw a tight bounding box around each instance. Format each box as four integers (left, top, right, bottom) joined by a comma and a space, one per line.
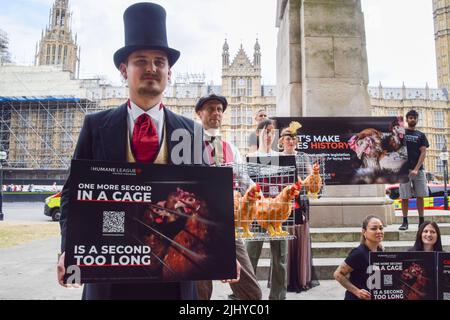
139, 188, 213, 280
234, 184, 262, 238
163, 189, 210, 280
256, 181, 302, 236
302, 162, 323, 199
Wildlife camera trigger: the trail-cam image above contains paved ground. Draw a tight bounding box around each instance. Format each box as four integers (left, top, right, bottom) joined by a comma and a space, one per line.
0, 235, 345, 300
3, 203, 450, 300
0, 203, 345, 300
2, 202, 51, 222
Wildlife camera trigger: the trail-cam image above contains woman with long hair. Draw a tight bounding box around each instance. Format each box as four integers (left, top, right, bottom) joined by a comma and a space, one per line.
334, 215, 385, 300
248, 119, 279, 157
246, 119, 288, 299
409, 221, 443, 252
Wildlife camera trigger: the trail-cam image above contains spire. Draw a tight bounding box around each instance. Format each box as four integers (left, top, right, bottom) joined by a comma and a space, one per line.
36, 0, 78, 74
223, 38, 229, 51
222, 38, 229, 69
253, 38, 261, 67
254, 38, 260, 51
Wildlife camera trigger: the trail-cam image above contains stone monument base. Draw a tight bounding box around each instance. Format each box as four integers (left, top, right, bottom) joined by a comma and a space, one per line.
309, 185, 395, 228
309, 198, 395, 228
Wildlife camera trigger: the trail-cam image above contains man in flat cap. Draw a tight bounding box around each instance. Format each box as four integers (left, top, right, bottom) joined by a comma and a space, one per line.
57, 2, 203, 300
195, 94, 262, 300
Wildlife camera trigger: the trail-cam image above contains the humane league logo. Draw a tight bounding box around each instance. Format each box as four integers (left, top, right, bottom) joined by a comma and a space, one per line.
90, 166, 138, 176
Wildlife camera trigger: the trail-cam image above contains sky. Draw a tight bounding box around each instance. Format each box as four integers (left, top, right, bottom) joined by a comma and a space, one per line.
0, 0, 438, 88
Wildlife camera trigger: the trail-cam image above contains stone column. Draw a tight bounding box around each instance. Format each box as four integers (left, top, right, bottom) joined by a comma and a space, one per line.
276, 0, 302, 116
276, 0, 394, 227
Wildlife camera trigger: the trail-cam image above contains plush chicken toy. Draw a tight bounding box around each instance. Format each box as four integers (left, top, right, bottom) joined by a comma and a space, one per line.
256, 181, 301, 236
234, 184, 261, 237
303, 162, 322, 199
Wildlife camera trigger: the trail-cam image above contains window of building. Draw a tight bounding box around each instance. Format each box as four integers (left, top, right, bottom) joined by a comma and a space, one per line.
43, 110, 54, 129
181, 107, 192, 119
267, 106, 276, 117
231, 78, 237, 96
247, 78, 252, 96
435, 110, 444, 128
387, 109, 397, 117
55, 9, 60, 26
60, 133, 73, 151
46, 45, 51, 64
57, 44, 62, 64
17, 132, 27, 149
231, 108, 238, 125
62, 109, 74, 128
436, 158, 445, 176
63, 46, 68, 65
435, 134, 446, 150
52, 44, 56, 64
41, 155, 52, 168
245, 107, 253, 125
18, 110, 29, 127
41, 132, 52, 150
237, 78, 246, 96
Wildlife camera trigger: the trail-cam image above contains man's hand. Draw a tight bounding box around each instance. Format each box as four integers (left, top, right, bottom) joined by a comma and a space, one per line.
409, 169, 418, 177
57, 252, 81, 288
221, 259, 241, 284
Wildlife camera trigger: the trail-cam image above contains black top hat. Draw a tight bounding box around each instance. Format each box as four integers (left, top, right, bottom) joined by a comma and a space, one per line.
113, 2, 180, 69
195, 94, 228, 113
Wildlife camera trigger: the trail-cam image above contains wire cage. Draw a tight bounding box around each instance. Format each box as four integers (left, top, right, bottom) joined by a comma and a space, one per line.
295, 152, 326, 199
230, 162, 298, 241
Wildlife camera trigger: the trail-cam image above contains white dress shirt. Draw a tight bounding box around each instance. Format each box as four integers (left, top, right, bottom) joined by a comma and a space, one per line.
203, 128, 242, 164
127, 100, 164, 145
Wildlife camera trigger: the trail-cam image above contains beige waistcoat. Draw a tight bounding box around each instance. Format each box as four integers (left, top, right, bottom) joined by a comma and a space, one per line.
126, 123, 168, 165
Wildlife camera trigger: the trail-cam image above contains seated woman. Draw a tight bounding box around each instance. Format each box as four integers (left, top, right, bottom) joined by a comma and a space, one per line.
334, 215, 385, 300
409, 221, 443, 252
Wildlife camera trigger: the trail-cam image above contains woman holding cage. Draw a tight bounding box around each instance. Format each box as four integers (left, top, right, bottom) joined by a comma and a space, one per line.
246, 119, 288, 300
278, 122, 319, 293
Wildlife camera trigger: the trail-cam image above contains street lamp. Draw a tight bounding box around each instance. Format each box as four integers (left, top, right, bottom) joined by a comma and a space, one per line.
0, 151, 6, 221
439, 145, 449, 211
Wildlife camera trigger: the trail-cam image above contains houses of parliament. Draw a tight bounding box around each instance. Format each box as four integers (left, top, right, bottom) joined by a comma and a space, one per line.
0, 0, 449, 183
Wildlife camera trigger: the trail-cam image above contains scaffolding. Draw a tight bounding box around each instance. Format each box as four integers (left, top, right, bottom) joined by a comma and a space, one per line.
0, 95, 103, 169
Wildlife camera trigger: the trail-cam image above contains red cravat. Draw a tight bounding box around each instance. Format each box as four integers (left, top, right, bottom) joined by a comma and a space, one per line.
132, 113, 159, 163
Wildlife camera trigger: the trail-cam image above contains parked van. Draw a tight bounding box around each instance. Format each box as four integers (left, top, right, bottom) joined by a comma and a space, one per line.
386, 183, 449, 210
44, 192, 61, 221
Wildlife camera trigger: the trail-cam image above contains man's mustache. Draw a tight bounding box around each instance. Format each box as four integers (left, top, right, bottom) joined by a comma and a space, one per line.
141, 74, 161, 81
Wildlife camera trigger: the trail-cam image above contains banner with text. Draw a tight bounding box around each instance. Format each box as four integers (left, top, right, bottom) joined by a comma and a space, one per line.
370, 251, 437, 300
438, 252, 450, 300
64, 160, 236, 283
274, 117, 409, 185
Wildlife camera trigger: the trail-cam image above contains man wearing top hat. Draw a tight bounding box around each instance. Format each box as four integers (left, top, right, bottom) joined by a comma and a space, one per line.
57, 2, 205, 300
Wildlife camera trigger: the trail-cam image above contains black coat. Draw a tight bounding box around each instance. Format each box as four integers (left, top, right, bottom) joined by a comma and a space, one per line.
59, 103, 204, 300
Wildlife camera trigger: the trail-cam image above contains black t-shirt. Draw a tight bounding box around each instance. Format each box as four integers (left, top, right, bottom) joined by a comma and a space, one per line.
344, 244, 379, 300
404, 129, 429, 170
